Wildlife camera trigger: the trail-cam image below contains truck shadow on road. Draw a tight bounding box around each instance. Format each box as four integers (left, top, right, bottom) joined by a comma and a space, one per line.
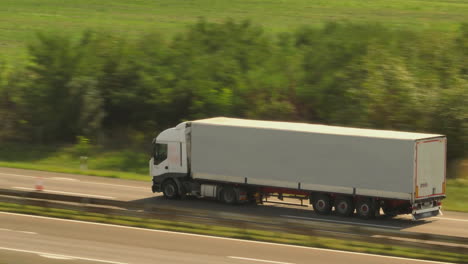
131, 195, 430, 231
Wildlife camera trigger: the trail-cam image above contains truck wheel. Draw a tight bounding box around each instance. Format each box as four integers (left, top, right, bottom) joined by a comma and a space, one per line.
162, 180, 179, 199
312, 194, 332, 215
221, 187, 237, 204
356, 199, 375, 219
335, 196, 354, 217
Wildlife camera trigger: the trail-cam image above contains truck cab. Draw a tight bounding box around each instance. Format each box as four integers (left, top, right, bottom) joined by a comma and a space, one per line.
150, 122, 189, 194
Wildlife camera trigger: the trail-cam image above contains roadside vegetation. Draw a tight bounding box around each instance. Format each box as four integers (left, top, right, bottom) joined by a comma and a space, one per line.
0, 142, 149, 181
0, 202, 466, 263
445, 178, 468, 212
0, 21, 466, 159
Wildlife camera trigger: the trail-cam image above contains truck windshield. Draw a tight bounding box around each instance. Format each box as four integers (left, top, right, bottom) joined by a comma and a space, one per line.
154, 143, 168, 165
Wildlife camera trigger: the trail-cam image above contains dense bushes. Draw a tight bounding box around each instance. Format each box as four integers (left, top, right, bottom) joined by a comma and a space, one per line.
0, 20, 466, 160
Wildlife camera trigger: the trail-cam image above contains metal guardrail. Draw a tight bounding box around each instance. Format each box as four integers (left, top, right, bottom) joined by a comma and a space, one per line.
0, 188, 467, 255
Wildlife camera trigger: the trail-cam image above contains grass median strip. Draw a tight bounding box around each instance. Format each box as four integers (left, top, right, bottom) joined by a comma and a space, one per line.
0, 161, 148, 181
0, 202, 466, 263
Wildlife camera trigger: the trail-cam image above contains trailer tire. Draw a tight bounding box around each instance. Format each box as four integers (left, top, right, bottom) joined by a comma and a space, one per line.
312, 194, 332, 215
162, 180, 179, 199
356, 199, 376, 219
220, 187, 237, 204
335, 196, 354, 217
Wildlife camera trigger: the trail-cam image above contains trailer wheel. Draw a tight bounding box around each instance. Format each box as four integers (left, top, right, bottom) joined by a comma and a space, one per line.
162, 180, 179, 199
220, 187, 237, 204
312, 194, 332, 215
356, 199, 376, 219
335, 196, 354, 217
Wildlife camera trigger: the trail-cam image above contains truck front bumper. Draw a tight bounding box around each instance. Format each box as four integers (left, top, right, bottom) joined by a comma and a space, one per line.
152, 177, 162, 193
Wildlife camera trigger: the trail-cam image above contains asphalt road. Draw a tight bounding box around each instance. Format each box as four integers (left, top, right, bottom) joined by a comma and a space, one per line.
0, 212, 455, 264
1, 167, 467, 238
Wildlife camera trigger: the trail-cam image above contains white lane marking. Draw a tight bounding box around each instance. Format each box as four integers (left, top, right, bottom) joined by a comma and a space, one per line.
0, 172, 147, 190
78, 181, 148, 190
434, 217, 468, 222
0, 246, 128, 264
13, 187, 115, 199
40, 253, 74, 260
0, 228, 36, 235
51, 177, 78, 181
281, 215, 400, 229
18, 231, 37, 235
228, 256, 295, 264
0, 212, 452, 264
0, 173, 35, 178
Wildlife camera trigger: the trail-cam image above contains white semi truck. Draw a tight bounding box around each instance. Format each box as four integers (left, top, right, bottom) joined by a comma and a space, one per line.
150, 117, 446, 220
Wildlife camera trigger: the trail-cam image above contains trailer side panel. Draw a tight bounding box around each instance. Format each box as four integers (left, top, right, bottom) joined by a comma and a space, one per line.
191, 123, 414, 199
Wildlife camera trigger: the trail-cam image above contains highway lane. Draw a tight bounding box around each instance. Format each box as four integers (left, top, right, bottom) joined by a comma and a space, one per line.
1, 167, 468, 238
0, 212, 454, 264
0, 168, 148, 201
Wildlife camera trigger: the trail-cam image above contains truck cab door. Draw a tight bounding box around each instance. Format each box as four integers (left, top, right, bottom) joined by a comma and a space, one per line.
152, 143, 169, 176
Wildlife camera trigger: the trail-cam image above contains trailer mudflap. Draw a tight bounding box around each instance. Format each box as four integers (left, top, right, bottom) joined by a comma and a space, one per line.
412, 207, 441, 220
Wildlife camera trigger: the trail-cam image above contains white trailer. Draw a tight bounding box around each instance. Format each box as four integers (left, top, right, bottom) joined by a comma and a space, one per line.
150, 117, 446, 219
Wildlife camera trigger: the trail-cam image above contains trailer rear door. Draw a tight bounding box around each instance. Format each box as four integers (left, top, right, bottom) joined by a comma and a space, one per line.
415, 138, 446, 199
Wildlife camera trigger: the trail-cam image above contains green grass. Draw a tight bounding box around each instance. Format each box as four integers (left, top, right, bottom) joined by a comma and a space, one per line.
444, 178, 468, 212
443, 160, 468, 212
0, 202, 466, 263
0, 161, 148, 181
0, 143, 149, 181
1, 0, 467, 60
